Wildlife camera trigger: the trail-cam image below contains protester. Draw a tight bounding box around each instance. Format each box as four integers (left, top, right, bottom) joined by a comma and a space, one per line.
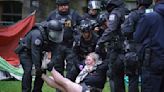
40, 52, 108, 92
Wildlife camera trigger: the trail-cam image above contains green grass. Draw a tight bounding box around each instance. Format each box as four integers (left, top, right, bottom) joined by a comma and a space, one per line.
0, 80, 54, 92
0, 79, 129, 92
0, 80, 111, 92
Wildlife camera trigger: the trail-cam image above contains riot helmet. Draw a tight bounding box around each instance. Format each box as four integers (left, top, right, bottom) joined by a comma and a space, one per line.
80, 19, 92, 33
97, 13, 108, 25
80, 20, 92, 40
88, 0, 101, 16
56, 0, 69, 5
88, 0, 101, 10
47, 20, 63, 43
105, 0, 124, 12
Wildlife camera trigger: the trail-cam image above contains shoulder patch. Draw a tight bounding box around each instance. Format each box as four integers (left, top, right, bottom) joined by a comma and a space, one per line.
145, 9, 153, 14
109, 14, 116, 21
124, 15, 129, 19
34, 39, 41, 46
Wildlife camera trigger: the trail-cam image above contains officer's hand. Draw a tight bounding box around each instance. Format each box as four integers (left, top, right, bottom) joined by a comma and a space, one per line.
94, 27, 100, 32
36, 69, 46, 77
47, 61, 54, 71
95, 45, 101, 55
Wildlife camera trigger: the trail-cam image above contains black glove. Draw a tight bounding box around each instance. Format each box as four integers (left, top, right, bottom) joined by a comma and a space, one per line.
47, 61, 55, 71
95, 45, 102, 55
36, 69, 46, 77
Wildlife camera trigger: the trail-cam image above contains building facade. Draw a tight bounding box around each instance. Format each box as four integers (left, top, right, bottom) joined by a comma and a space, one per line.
0, 0, 136, 26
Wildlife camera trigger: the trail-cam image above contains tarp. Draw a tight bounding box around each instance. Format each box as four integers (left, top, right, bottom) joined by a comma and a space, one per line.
0, 12, 36, 66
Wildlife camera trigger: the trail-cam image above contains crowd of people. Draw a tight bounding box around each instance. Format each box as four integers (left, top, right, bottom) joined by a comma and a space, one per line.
15, 0, 164, 92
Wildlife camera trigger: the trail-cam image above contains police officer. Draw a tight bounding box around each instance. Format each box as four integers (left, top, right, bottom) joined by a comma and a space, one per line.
67, 19, 99, 81
15, 20, 63, 92
95, 0, 129, 92
46, 0, 81, 77
134, 0, 164, 92
83, 0, 101, 20
83, 0, 102, 35
121, 0, 152, 92
74, 19, 99, 61
96, 12, 109, 38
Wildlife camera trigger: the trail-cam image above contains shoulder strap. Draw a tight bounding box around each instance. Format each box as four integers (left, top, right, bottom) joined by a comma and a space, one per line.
55, 10, 59, 19
38, 26, 49, 45
69, 9, 74, 20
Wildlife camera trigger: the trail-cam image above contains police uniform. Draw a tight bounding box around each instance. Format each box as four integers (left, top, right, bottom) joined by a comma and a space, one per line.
96, 11, 109, 38
74, 32, 98, 61
16, 20, 63, 92
134, 1, 164, 92
122, 0, 153, 92
82, 0, 102, 37
66, 19, 98, 81
19, 28, 45, 92
121, 9, 144, 92
83, 13, 107, 38
122, 5, 149, 92
46, 7, 82, 77
122, 8, 147, 92
96, 0, 129, 92
83, 13, 98, 23
68, 32, 98, 81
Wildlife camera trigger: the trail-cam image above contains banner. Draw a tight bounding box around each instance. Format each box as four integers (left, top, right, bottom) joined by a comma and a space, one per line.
0, 57, 23, 80
0, 12, 36, 66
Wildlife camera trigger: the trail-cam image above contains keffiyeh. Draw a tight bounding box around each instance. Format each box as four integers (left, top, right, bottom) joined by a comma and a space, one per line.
75, 60, 102, 84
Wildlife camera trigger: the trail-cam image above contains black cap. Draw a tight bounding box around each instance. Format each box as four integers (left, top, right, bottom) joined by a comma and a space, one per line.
56, 0, 69, 5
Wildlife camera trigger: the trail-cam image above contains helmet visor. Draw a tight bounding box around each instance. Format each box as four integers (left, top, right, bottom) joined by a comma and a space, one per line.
48, 29, 64, 43
88, 1, 101, 9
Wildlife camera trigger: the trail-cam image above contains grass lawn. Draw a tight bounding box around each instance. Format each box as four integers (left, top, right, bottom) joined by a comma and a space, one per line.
0, 80, 112, 92
0, 79, 129, 92
0, 80, 54, 92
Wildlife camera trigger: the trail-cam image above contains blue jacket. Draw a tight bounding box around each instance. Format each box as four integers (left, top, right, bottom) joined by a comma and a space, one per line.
134, 1, 164, 72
